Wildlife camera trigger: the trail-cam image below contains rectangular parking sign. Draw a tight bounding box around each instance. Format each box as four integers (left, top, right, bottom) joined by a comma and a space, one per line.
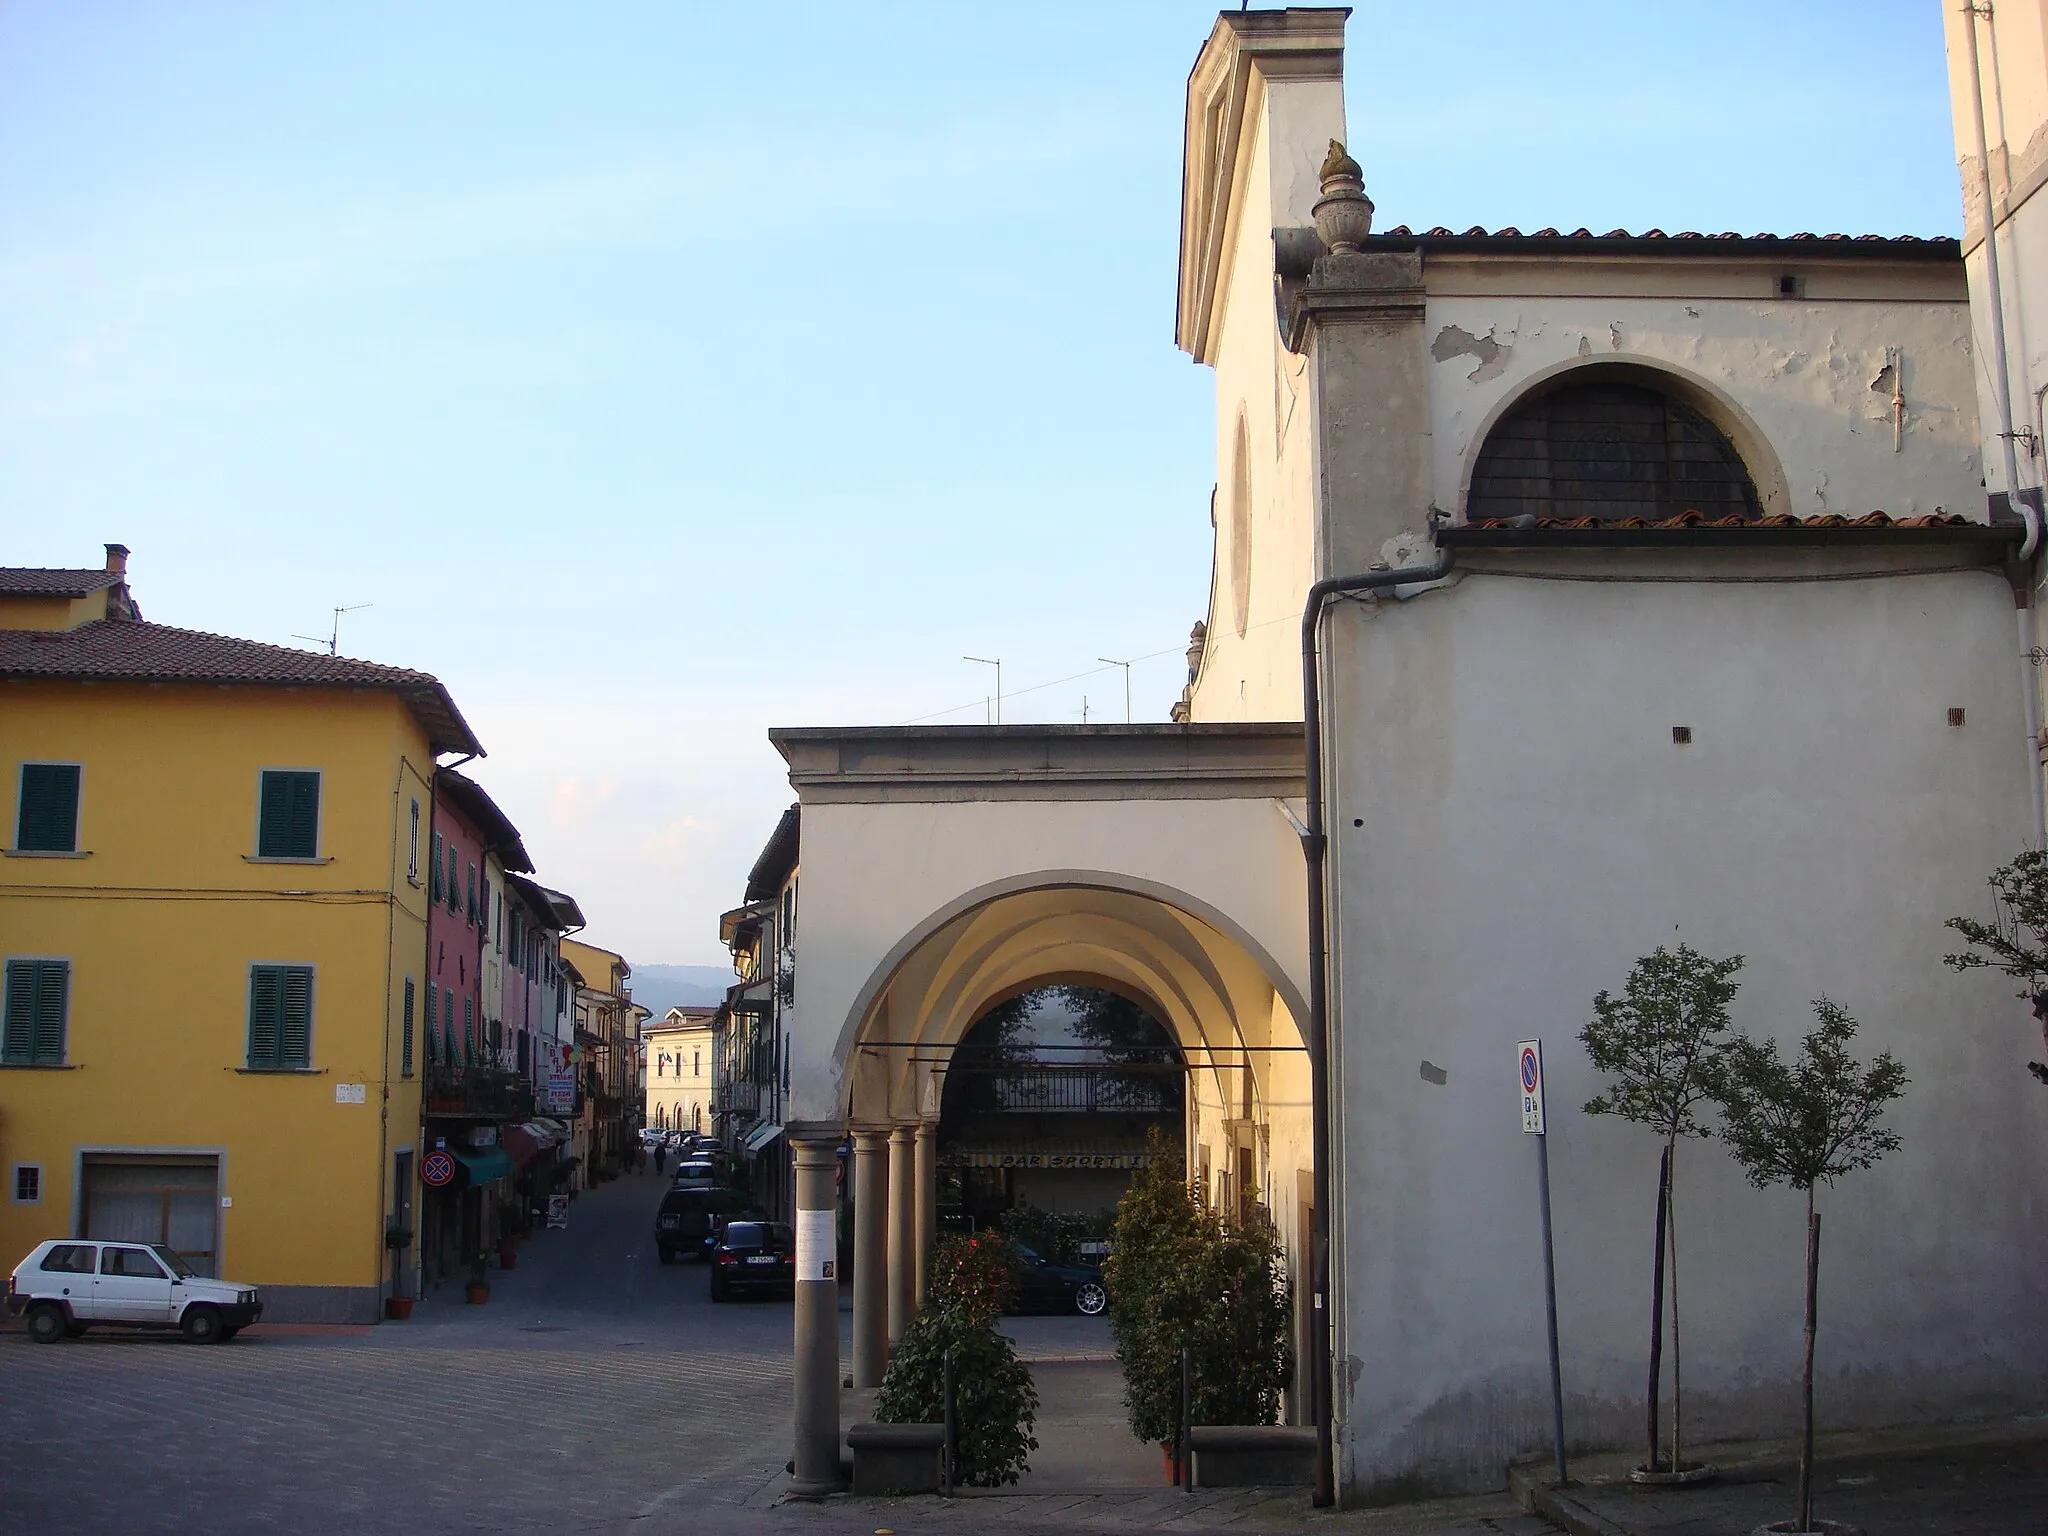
1518, 1040, 1547, 1135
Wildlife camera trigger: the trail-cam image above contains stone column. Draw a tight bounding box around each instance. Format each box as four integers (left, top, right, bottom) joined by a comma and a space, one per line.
913, 1120, 938, 1313
886, 1123, 916, 1345
851, 1128, 890, 1389
789, 1132, 843, 1496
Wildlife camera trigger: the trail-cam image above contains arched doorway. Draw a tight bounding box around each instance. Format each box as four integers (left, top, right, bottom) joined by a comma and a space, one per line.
837, 880, 1315, 1426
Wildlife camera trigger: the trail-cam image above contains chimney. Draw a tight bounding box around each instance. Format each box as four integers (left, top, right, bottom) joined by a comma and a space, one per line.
104, 543, 130, 575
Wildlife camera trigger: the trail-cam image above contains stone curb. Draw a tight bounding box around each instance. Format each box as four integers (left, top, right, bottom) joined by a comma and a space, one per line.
1505, 1414, 2048, 1536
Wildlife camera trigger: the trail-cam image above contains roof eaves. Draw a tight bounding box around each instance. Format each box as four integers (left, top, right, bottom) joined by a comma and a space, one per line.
742, 803, 800, 903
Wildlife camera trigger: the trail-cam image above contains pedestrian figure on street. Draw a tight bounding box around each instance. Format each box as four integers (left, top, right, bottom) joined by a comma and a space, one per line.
654, 1143, 667, 1176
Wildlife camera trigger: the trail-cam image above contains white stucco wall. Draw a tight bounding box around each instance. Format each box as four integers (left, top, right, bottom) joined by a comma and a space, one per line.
1423, 273, 1984, 523
1322, 563, 2048, 1493
782, 795, 1309, 1126
1187, 65, 1339, 724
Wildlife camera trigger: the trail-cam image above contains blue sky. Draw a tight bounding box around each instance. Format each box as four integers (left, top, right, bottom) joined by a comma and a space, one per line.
0, 3, 1961, 965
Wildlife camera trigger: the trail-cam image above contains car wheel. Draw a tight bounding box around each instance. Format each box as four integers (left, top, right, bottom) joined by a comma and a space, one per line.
710, 1278, 729, 1303
1075, 1281, 1108, 1316
26, 1304, 68, 1345
658, 1247, 674, 1266
181, 1305, 224, 1344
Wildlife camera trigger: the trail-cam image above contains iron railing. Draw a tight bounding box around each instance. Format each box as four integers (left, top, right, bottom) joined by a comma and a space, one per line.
964, 1064, 1180, 1114
424, 1063, 536, 1121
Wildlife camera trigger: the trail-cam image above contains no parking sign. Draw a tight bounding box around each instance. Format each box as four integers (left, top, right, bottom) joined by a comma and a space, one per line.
422, 1149, 456, 1188
1518, 1040, 1547, 1135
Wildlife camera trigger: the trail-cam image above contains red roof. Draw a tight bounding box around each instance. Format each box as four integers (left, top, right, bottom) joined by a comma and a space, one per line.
1372, 228, 1957, 258
0, 619, 483, 756
1464, 511, 1979, 531
0, 568, 126, 598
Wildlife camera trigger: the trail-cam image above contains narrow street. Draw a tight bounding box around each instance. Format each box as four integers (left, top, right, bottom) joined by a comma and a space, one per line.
0, 1172, 795, 1536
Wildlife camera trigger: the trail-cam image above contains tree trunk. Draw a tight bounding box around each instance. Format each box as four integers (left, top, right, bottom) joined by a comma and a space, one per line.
1798, 1192, 1819, 1534
1645, 1145, 1671, 1473
1667, 1136, 1682, 1476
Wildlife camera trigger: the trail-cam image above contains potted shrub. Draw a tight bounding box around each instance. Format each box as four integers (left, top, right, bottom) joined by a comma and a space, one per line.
1104, 1129, 1291, 1478
383, 1224, 416, 1319
464, 1255, 491, 1305
1705, 998, 1906, 1536
1580, 944, 1743, 1483
876, 1232, 1037, 1486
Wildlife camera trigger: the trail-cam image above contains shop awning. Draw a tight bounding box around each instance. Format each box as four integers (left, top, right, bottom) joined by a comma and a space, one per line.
455, 1148, 515, 1185
502, 1122, 564, 1169
743, 1122, 783, 1155
939, 1146, 1153, 1171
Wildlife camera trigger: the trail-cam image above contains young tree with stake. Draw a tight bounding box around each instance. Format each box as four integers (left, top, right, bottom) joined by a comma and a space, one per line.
1580, 944, 1742, 1478
1706, 999, 1905, 1536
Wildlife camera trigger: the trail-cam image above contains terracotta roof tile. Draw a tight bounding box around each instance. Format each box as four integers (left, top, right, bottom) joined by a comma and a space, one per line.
1373, 227, 1955, 255
0, 619, 482, 756
0, 568, 125, 598
1461, 511, 1979, 531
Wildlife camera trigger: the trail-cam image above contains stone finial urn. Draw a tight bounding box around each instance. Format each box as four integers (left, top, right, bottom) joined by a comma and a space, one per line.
1312, 139, 1374, 254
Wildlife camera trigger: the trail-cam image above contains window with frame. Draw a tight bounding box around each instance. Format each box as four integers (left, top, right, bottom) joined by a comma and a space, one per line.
1467, 378, 1761, 523
12, 1164, 41, 1203
408, 799, 421, 882
401, 978, 416, 1078
256, 770, 321, 859
246, 964, 313, 1070
15, 763, 82, 853
2, 958, 69, 1065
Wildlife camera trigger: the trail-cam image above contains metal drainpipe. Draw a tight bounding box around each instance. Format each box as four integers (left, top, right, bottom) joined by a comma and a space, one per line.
1962, 2, 2048, 845
1298, 542, 1456, 1508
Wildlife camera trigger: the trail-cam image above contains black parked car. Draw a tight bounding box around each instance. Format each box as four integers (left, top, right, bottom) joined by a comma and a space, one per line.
654, 1186, 748, 1264
1010, 1240, 1108, 1316
708, 1220, 796, 1302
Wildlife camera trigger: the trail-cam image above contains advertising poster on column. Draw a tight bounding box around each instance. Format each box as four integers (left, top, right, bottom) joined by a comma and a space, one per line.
795, 1208, 836, 1281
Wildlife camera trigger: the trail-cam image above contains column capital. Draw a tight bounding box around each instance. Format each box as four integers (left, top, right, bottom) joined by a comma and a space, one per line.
851, 1125, 891, 1150
888, 1123, 916, 1145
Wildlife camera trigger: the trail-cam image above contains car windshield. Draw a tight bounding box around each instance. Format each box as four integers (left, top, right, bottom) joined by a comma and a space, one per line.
149, 1245, 198, 1279
722, 1222, 791, 1250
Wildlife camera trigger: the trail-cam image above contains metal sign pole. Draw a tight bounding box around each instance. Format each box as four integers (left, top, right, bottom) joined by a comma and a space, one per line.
1520, 1040, 1568, 1486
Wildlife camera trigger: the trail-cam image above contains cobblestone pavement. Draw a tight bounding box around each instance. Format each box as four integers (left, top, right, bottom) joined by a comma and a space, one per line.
0, 1169, 796, 1536
0, 1173, 1560, 1535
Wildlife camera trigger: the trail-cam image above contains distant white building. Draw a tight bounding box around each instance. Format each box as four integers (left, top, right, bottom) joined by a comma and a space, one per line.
765, 7, 2048, 1501
645, 1007, 717, 1135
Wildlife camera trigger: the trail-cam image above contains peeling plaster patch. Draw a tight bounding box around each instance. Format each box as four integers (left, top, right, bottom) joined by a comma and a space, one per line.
1608, 322, 1622, 351
1813, 469, 1829, 510
1430, 324, 1514, 383
1577, 335, 1592, 358
1870, 362, 1897, 395
1684, 306, 1701, 319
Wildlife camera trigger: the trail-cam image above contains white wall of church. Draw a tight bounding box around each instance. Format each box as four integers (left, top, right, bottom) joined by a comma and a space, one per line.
1321, 565, 2048, 1493
1423, 274, 1985, 524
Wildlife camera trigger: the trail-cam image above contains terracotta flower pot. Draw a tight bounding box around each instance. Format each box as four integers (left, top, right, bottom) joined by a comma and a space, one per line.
1161, 1444, 1185, 1484
498, 1245, 517, 1270
465, 1282, 490, 1305
385, 1295, 414, 1321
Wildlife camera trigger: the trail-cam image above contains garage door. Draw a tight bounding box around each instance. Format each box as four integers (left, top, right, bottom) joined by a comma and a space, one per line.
80, 1156, 220, 1276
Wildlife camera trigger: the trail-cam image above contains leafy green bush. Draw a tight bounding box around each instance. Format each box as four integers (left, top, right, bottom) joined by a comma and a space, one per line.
1104, 1128, 1292, 1443
877, 1285, 1038, 1485
925, 1231, 1018, 1327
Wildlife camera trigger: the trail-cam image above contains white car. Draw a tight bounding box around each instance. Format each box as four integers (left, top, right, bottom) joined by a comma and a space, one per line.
5, 1239, 262, 1344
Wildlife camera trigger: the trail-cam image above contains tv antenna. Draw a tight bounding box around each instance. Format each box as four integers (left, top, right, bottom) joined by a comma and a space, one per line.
964, 655, 1002, 724
294, 603, 372, 656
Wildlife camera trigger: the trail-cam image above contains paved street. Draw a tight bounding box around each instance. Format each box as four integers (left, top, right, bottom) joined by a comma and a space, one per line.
1, 1171, 795, 1536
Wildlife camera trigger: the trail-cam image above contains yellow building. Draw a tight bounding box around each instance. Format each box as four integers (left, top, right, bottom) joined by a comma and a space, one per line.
0, 546, 481, 1322
561, 938, 641, 1176
644, 1006, 716, 1135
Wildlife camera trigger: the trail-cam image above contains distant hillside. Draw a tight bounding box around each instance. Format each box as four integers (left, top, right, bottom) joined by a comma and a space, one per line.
631, 963, 735, 1015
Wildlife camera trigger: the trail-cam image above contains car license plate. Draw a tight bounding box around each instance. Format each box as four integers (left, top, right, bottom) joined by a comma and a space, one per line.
745, 1255, 777, 1265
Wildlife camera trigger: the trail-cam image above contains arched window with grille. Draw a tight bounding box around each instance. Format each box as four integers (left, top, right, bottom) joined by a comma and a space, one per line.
1468, 375, 1761, 523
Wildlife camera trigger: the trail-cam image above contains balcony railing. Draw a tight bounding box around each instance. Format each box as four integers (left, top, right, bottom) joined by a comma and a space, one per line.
719, 1079, 762, 1119
424, 1063, 536, 1121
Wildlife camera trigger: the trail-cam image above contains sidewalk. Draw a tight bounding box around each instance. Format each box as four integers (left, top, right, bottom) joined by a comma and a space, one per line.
1509, 1416, 2048, 1535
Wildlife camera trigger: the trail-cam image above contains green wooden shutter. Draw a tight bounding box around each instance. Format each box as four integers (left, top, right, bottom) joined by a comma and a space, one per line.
430, 833, 444, 900
446, 848, 460, 913
279, 968, 312, 1067
16, 764, 81, 853
401, 979, 416, 1077
424, 983, 439, 1062
257, 772, 319, 859
463, 997, 474, 1062
2, 959, 66, 1065
248, 966, 283, 1066
465, 864, 477, 927
443, 989, 455, 1063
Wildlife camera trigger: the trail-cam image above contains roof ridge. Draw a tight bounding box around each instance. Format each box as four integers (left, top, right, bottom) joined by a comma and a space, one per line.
92, 617, 440, 682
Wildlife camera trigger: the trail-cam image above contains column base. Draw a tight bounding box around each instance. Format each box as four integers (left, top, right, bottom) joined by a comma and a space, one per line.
785, 1474, 848, 1500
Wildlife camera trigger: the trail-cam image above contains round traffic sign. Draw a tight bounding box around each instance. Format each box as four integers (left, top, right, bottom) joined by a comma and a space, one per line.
422, 1149, 457, 1188
1520, 1047, 1540, 1093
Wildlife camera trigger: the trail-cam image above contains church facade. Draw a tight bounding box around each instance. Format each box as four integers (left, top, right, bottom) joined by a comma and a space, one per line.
769, 8, 2048, 1501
